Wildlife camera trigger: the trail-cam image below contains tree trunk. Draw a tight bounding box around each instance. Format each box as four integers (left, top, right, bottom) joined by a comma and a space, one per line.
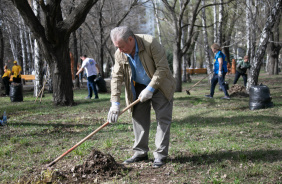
186, 56, 192, 83
173, 44, 182, 92
217, 0, 223, 45
99, 4, 104, 77
247, 0, 282, 90
161, 0, 201, 92
33, 0, 44, 97
222, 1, 237, 65
213, 0, 217, 43
11, 0, 98, 105
153, 0, 162, 45
50, 43, 74, 105
19, 17, 27, 75
267, 48, 280, 75
6, 23, 18, 62
246, 0, 251, 56
181, 54, 188, 83
0, 24, 4, 76
202, 0, 213, 82
24, 27, 32, 74
180, 0, 186, 83
250, 0, 258, 61
193, 42, 197, 68
267, 32, 281, 75
33, 38, 44, 97
72, 31, 80, 88
267, 10, 281, 75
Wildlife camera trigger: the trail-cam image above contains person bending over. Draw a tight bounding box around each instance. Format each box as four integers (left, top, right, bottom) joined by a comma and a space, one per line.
233, 55, 250, 87
76, 55, 100, 99
107, 26, 175, 168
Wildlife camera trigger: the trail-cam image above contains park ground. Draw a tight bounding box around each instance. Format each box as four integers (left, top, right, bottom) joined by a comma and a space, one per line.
0, 72, 281, 184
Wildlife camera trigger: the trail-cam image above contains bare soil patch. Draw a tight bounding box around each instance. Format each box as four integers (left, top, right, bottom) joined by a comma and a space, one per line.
50, 149, 126, 183
228, 84, 249, 97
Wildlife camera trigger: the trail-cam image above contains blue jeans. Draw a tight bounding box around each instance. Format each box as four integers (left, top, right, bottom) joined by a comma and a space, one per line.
87, 75, 98, 98
210, 72, 229, 97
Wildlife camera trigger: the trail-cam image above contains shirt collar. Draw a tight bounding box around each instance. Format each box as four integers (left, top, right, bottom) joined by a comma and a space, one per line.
135, 38, 139, 53
125, 38, 138, 58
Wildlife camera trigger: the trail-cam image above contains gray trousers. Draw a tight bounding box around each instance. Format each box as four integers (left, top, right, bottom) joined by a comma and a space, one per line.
132, 89, 173, 160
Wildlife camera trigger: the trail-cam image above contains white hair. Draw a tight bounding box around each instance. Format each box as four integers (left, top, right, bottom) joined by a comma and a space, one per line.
110, 26, 134, 42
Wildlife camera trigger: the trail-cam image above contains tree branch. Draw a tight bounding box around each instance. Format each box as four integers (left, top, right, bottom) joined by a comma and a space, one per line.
196, 0, 235, 16
60, 0, 99, 34
102, 0, 139, 45
10, 0, 45, 39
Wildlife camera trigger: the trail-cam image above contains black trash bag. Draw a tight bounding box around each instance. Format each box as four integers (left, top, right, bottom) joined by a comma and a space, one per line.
95, 76, 107, 93
249, 84, 273, 110
10, 83, 23, 102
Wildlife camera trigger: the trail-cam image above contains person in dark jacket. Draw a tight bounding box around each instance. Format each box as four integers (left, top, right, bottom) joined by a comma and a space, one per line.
2, 65, 11, 96
233, 55, 251, 87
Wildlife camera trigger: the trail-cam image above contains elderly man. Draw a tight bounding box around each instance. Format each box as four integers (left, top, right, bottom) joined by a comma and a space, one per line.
107, 26, 175, 168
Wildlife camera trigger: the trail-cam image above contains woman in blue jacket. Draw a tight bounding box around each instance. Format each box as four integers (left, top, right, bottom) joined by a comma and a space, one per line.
205, 43, 230, 99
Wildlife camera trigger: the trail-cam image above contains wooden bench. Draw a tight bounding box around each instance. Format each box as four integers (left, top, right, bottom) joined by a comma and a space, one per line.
10, 75, 35, 83
22, 75, 35, 81
186, 68, 207, 74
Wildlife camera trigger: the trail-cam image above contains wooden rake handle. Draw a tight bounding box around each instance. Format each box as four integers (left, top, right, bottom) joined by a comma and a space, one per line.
187, 75, 209, 91
47, 98, 140, 167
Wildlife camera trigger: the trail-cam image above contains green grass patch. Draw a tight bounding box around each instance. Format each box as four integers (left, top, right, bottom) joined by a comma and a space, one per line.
0, 73, 281, 183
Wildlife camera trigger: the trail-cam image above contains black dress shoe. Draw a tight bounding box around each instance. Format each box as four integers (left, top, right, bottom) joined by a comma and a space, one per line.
123, 155, 148, 165
153, 158, 166, 168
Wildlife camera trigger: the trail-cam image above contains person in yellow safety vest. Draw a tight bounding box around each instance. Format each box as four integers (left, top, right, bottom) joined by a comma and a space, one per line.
11, 60, 22, 83
2, 65, 11, 96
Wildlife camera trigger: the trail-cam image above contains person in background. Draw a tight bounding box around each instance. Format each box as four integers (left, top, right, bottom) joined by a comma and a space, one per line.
76, 55, 100, 99
12, 61, 22, 83
205, 43, 230, 99
2, 65, 11, 96
233, 55, 251, 87
108, 26, 175, 168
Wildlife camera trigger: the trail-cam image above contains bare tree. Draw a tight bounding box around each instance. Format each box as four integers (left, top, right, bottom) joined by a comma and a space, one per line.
213, 0, 217, 43
222, 1, 239, 65
217, 0, 223, 45
11, 0, 99, 105
72, 31, 80, 88
201, 0, 213, 82
161, 0, 201, 92
247, 0, 282, 90
24, 26, 33, 74
68, 0, 80, 88
81, 0, 140, 78
0, 11, 4, 77
32, 0, 44, 98
153, 0, 162, 45
19, 16, 27, 75
267, 4, 281, 75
